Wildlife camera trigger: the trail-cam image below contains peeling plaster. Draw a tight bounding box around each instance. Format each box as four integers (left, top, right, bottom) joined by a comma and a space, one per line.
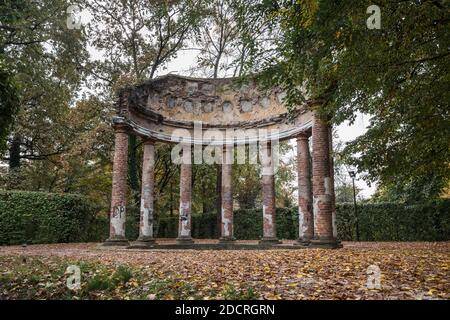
298, 207, 304, 238
324, 177, 331, 195
263, 205, 274, 237
332, 211, 337, 238
222, 209, 231, 237
111, 205, 125, 237
313, 197, 320, 227
179, 201, 191, 237
140, 202, 153, 237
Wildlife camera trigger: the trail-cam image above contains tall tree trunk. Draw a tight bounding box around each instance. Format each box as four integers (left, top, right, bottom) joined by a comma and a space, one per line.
8, 135, 21, 169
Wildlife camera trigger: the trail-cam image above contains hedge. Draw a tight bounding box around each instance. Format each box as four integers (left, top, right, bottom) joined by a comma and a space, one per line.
0, 190, 101, 244
154, 201, 450, 241
1, 190, 448, 243
336, 201, 450, 241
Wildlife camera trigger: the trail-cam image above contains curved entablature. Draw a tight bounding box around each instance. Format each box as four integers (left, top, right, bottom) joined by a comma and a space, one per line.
115, 74, 315, 145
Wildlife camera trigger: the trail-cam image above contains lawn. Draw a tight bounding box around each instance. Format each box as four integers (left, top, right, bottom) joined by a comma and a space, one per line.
0, 242, 448, 300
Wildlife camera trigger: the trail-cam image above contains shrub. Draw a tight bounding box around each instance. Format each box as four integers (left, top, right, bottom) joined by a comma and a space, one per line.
2, 189, 448, 243
154, 200, 450, 241
0, 190, 99, 244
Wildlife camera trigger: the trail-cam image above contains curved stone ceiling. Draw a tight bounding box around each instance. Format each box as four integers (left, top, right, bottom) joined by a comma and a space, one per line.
115, 74, 314, 145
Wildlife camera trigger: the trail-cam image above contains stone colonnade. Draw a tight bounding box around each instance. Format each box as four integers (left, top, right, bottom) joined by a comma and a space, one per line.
104, 116, 338, 248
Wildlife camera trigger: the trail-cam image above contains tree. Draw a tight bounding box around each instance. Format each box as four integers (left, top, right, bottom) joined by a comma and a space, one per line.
191, 0, 276, 223
250, 0, 450, 202
1, 0, 88, 171
85, 0, 203, 207
0, 57, 19, 156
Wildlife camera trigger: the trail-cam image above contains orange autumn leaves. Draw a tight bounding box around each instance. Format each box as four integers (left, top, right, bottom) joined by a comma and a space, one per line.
0, 242, 448, 300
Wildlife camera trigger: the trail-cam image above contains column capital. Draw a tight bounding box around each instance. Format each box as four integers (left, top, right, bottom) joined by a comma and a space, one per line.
142, 137, 156, 145
112, 115, 132, 132
296, 133, 309, 141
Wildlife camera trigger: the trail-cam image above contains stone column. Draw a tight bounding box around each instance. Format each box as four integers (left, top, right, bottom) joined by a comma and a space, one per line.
311, 116, 338, 248
259, 141, 280, 245
177, 144, 193, 244
296, 133, 314, 245
135, 139, 156, 246
104, 126, 129, 246
220, 145, 235, 243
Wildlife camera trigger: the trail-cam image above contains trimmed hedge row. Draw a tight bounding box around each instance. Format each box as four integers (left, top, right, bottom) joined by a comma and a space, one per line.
156, 201, 450, 241
1, 190, 448, 243
336, 201, 450, 241
0, 190, 101, 244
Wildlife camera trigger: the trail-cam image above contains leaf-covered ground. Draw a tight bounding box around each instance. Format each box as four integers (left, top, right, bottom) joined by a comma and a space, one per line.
0, 241, 448, 300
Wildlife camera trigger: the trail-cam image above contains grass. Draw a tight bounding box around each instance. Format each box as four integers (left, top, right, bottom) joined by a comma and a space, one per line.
0, 256, 259, 300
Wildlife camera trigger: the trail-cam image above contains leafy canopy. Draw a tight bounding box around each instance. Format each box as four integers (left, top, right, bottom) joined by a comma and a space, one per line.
252, 0, 450, 201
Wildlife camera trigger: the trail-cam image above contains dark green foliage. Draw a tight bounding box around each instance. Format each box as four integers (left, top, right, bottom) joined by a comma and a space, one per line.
254, 1, 450, 201
1, 190, 447, 243
113, 266, 133, 285
337, 201, 450, 241
125, 205, 140, 241
0, 58, 19, 156
0, 190, 99, 244
86, 274, 112, 291
155, 201, 450, 241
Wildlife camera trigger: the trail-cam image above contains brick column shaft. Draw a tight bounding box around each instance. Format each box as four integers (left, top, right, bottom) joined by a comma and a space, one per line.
177, 144, 193, 243
137, 139, 155, 244
105, 127, 129, 245
297, 134, 314, 244
220, 145, 235, 242
260, 141, 280, 244
312, 116, 335, 242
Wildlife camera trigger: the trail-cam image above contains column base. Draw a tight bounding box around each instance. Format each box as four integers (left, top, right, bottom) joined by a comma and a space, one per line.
103, 237, 129, 247
176, 237, 194, 244
219, 237, 236, 244
259, 237, 282, 245
294, 238, 312, 247
309, 238, 342, 249
132, 237, 156, 248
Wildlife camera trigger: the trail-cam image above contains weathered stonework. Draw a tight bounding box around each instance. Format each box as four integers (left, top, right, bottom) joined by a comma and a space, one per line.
296, 134, 314, 246
220, 145, 235, 243
134, 139, 156, 247
310, 116, 339, 248
119, 75, 313, 145
104, 127, 129, 246
259, 142, 280, 245
105, 75, 339, 249
177, 145, 193, 244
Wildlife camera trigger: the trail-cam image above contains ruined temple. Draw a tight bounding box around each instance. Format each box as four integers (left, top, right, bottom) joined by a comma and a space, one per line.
104, 74, 339, 249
